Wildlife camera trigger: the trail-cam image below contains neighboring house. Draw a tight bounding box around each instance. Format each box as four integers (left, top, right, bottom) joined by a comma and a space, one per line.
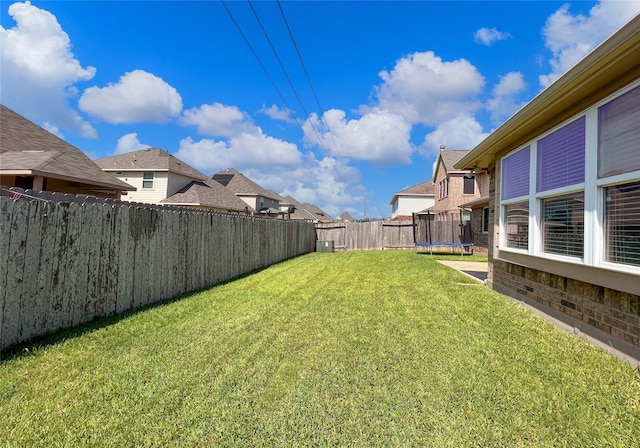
337, 211, 355, 223
458, 169, 491, 254
431, 148, 488, 250
281, 195, 334, 222
0, 105, 134, 198
211, 168, 281, 214
160, 179, 255, 213
390, 180, 435, 220
456, 14, 640, 355
300, 202, 334, 223
95, 148, 206, 204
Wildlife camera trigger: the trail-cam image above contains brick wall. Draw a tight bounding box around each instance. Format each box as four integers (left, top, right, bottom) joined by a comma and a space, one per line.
470, 208, 488, 254
486, 167, 639, 349
492, 260, 640, 347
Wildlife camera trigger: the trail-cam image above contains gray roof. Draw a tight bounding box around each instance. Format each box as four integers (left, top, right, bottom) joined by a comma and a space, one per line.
160, 179, 255, 212
0, 104, 134, 191
337, 211, 355, 222
299, 202, 334, 223
95, 148, 206, 181
211, 168, 280, 201
397, 180, 435, 195
439, 150, 471, 174
280, 195, 333, 222
390, 180, 435, 204
267, 190, 285, 202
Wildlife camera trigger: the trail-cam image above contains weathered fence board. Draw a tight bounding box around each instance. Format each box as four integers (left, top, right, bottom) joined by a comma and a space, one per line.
316, 221, 415, 251
1, 197, 316, 352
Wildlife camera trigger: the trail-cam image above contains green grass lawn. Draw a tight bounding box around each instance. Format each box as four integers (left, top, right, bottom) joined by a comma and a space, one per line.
1, 251, 639, 447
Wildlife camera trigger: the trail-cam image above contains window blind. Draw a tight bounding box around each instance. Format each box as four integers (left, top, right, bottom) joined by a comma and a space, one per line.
605, 181, 640, 266
598, 85, 640, 178
541, 192, 584, 257
502, 147, 530, 200
537, 117, 585, 192
505, 202, 528, 250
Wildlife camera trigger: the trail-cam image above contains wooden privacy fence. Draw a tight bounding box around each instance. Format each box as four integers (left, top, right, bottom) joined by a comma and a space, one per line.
0, 197, 316, 351
315, 221, 415, 251
315, 215, 473, 252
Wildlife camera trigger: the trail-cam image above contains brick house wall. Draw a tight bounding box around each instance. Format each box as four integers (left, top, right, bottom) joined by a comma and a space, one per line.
433, 153, 481, 221
486, 168, 640, 351
493, 260, 640, 347
470, 210, 488, 254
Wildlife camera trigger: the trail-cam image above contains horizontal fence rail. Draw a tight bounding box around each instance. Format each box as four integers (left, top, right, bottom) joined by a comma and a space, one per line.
1, 196, 316, 351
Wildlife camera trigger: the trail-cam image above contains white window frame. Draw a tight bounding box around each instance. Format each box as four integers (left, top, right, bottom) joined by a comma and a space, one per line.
499, 80, 640, 275
142, 171, 154, 189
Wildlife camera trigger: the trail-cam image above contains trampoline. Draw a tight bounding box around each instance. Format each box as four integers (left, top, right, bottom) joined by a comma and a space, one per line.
412, 210, 474, 255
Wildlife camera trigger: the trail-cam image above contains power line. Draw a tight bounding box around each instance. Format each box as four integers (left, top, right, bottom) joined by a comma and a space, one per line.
220, 0, 295, 124
246, 0, 326, 150
276, 0, 340, 152
276, 0, 324, 121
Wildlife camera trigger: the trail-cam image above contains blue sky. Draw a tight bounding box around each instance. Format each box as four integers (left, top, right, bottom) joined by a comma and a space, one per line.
2, 1, 639, 218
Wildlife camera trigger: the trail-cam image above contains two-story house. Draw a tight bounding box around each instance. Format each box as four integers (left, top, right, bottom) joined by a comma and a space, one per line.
431, 148, 489, 251
389, 180, 435, 220
280, 195, 334, 222
211, 168, 281, 214
95, 148, 207, 204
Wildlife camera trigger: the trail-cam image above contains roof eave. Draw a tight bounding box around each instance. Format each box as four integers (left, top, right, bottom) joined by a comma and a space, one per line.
1, 169, 136, 191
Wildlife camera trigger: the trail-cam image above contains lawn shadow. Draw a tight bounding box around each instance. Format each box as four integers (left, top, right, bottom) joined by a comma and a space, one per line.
0, 257, 300, 363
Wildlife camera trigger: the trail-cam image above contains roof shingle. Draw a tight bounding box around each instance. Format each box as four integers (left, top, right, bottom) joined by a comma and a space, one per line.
0, 105, 134, 191
160, 179, 255, 212
95, 148, 206, 181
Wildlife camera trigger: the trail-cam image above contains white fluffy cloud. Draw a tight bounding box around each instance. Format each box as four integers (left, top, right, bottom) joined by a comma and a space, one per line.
486, 72, 527, 124
180, 103, 258, 137
174, 130, 302, 175
79, 70, 183, 123
303, 108, 414, 165
375, 51, 485, 125
259, 104, 296, 124
247, 155, 365, 218
114, 133, 151, 155
421, 114, 489, 156
474, 27, 511, 46
0, 1, 97, 137
540, 0, 640, 87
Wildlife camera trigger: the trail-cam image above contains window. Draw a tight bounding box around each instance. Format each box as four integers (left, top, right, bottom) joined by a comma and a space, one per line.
598, 85, 640, 178
439, 178, 449, 199
463, 176, 475, 194
482, 207, 489, 233
498, 81, 640, 274
502, 146, 530, 200
142, 172, 154, 189
537, 117, 585, 192
541, 192, 584, 258
505, 202, 528, 250
604, 181, 640, 267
